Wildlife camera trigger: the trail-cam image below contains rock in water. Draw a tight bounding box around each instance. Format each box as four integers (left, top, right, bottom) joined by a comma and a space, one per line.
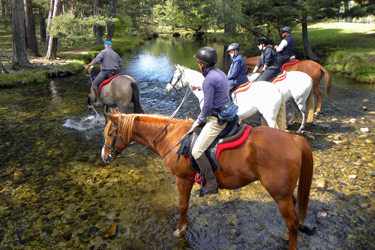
101, 224, 117, 239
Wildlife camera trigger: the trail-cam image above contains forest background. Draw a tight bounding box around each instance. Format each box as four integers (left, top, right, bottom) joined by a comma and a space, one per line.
0, 0, 375, 87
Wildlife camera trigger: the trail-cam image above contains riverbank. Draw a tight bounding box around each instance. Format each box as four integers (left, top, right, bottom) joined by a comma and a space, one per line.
204, 22, 375, 83
0, 30, 148, 87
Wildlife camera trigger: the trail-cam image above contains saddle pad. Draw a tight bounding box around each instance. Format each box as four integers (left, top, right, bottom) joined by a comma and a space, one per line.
216, 125, 251, 161
235, 81, 252, 94
99, 75, 121, 94
272, 71, 287, 84
281, 60, 300, 71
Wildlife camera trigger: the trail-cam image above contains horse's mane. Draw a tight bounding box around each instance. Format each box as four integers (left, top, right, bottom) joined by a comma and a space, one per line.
105, 113, 194, 144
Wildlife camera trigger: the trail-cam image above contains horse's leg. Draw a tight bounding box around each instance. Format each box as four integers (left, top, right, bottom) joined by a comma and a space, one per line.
173, 177, 194, 237
287, 101, 299, 126
275, 198, 300, 250
297, 108, 307, 134
313, 78, 323, 116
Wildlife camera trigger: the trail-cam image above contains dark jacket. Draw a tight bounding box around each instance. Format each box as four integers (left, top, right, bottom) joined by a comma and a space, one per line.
279, 35, 295, 60
256, 45, 277, 68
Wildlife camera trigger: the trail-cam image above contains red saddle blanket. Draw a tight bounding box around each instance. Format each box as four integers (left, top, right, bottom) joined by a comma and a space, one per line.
281, 60, 300, 71
235, 81, 252, 94
99, 75, 121, 94
272, 71, 287, 84
191, 125, 252, 185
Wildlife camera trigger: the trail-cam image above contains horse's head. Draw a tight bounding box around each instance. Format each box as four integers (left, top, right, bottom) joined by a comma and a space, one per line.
101, 108, 134, 163
165, 64, 186, 95
87, 66, 101, 84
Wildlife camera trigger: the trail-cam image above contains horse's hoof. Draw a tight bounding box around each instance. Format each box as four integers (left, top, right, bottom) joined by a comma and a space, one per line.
296, 129, 305, 135
280, 227, 289, 241
173, 225, 186, 238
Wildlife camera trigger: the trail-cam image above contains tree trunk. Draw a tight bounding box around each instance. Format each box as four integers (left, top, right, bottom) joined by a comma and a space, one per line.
94, 0, 104, 44
11, 0, 30, 67
301, 18, 320, 62
106, 0, 116, 41
39, 7, 46, 44
45, 0, 61, 60
24, 0, 41, 56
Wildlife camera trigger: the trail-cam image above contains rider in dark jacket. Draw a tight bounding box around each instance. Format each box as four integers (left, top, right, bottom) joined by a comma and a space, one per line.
275, 27, 295, 68
252, 37, 279, 82
226, 43, 248, 89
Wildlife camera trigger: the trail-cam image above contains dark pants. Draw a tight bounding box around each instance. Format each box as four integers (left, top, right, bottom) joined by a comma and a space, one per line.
276, 56, 290, 69
91, 71, 113, 89
256, 68, 280, 82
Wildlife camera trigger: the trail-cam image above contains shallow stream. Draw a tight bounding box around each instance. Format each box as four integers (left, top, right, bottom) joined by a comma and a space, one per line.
0, 36, 375, 249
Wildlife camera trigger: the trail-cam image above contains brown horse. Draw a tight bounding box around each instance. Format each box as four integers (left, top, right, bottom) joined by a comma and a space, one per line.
101, 110, 313, 250
245, 56, 332, 115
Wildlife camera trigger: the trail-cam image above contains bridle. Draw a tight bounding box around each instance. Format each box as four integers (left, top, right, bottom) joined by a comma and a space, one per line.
103, 123, 128, 161
167, 68, 184, 95
103, 86, 192, 160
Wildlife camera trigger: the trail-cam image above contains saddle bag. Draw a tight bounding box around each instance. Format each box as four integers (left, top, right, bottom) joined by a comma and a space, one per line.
217, 100, 239, 125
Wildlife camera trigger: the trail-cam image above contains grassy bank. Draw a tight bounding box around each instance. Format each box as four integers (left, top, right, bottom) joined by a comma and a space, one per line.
0, 29, 147, 87
204, 22, 375, 83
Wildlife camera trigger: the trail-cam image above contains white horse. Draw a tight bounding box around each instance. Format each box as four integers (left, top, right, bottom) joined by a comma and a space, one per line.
165, 64, 286, 130
250, 72, 315, 134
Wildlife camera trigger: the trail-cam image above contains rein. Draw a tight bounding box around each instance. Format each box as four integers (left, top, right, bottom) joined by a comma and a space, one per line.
104, 87, 192, 159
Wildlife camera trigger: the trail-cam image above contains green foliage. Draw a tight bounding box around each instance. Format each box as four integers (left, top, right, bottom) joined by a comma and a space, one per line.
0, 72, 46, 87
48, 14, 117, 46
114, 14, 133, 35
325, 51, 375, 82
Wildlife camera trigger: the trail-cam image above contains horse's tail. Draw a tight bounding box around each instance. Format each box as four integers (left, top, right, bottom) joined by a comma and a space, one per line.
293, 135, 313, 226
130, 81, 144, 113
276, 91, 286, 130
320, 66, 332, 101
306, 87, 315, 123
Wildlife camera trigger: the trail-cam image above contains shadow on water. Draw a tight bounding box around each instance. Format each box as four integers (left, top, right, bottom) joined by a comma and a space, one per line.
0, 36, 375, 249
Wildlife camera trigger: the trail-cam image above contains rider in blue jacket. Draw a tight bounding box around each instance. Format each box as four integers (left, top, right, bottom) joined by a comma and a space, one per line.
226, 43, 248, 89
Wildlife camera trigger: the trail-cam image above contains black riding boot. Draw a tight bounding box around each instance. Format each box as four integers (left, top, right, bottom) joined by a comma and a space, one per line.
93, 88, 103, 107
194, 154, 218, 196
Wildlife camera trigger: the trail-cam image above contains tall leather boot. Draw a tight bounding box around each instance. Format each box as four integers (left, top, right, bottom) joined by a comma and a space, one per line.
93, 88, 103, 107
194, 154, 218, 196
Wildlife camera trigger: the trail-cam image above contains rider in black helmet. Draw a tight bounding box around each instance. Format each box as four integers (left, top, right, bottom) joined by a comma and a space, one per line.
252, 37, 278, 82
190, 47, 230, 197
226, 43, 248, 90
275, 27, 295, 68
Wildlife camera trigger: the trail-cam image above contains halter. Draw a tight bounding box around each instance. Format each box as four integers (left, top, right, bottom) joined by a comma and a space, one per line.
167, 68, 184, 95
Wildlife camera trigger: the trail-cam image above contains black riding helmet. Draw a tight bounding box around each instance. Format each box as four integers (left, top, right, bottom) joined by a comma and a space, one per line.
194, 47, 217, 66
226, 43, 240, 51
256, 37, 268, 45
281, 27, 291, 34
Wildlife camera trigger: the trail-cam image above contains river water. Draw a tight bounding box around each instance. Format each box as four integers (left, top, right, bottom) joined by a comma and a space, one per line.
0, 36, 375, 250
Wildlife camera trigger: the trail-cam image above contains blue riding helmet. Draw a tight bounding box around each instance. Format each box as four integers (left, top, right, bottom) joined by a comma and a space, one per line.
104, 41, 112, 46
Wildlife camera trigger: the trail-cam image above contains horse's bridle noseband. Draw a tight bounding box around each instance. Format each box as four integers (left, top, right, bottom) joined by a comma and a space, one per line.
104, 124, 128, 161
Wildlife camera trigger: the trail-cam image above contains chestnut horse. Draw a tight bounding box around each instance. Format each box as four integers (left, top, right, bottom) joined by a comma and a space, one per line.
101, 110, 313, 250
245, 56, 332, 115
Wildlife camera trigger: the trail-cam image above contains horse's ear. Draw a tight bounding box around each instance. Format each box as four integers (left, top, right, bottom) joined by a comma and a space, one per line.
110, 107, 118, 114
106, 113, 119, 125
